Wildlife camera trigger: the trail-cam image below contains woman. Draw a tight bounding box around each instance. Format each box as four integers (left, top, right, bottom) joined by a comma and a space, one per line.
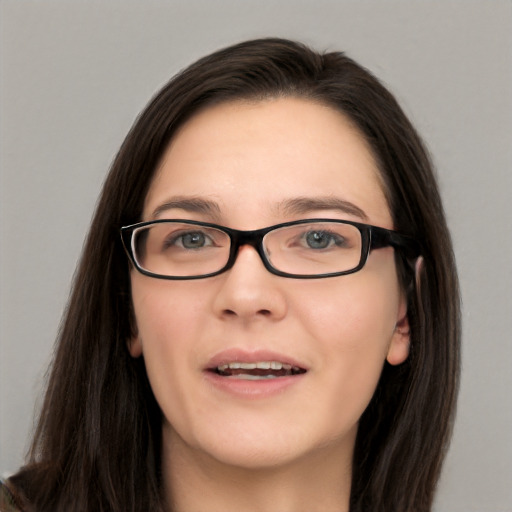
1, 38, 460, 512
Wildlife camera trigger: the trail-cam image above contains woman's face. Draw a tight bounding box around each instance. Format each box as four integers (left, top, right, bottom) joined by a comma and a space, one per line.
129, 98, 410, 471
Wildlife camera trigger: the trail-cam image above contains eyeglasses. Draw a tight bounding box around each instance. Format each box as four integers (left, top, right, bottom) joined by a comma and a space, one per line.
120, 218, 421, 280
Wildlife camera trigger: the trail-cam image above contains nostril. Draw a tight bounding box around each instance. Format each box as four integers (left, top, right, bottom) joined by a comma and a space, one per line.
222, 308, 271, 317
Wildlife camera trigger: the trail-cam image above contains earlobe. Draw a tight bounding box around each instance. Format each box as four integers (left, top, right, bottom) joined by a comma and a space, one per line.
127, 306, 142, 357
128, 336, 143, 357
387, 300, 410, 366
127, 323, 143, 358
387, 323, 410, 366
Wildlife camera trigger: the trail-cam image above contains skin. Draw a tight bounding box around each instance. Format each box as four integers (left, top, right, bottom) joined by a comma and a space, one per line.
129, 97, 410, 512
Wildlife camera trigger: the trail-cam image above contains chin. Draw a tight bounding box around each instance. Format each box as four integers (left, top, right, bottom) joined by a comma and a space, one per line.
168, 417, 356, 473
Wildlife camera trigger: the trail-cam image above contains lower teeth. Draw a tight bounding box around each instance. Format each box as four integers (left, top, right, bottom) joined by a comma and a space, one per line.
227, 374, 278, 380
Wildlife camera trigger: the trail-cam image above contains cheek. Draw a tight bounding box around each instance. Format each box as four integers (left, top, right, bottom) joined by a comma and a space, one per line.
295, 269, 401, 415
132, 278, 208, 341
129, 278, 209, 404
300, 274, 399, 352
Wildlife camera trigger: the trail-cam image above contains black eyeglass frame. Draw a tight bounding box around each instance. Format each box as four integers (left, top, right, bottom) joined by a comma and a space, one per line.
120, 218, 421, 280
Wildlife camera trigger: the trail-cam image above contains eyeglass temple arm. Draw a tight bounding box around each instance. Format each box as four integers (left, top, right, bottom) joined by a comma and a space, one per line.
370, 227, 422, 260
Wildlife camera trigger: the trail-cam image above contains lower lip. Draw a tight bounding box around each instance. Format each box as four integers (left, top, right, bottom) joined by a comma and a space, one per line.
203, 371, 306, 399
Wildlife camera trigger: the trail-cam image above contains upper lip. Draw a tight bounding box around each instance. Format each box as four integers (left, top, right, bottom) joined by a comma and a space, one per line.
205, 348, 309, 372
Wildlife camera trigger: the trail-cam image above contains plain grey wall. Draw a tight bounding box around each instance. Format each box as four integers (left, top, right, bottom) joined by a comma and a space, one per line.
1, 2, 511, 511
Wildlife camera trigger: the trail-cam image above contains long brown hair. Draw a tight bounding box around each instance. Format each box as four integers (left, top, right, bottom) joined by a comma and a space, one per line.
12, 38, 460, 512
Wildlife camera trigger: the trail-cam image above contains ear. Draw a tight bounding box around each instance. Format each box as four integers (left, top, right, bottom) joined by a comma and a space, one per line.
127, 320, 143, 358
386, 295, 410, 366
127, 302, 143, 357
414, 256, 424, 293
128, 336, 143, 358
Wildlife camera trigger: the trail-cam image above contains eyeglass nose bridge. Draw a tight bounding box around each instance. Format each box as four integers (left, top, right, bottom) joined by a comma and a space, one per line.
223, 227, 275, 274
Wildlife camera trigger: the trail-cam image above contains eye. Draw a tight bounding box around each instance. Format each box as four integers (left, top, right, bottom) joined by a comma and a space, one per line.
303, 230, 345, 249
165, 230, 214, 250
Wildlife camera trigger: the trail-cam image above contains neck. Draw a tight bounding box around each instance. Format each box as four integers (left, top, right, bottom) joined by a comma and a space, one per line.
161, 428, 353, 512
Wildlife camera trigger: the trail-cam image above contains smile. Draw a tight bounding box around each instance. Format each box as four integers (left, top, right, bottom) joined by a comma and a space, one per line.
213, 361, 307, 379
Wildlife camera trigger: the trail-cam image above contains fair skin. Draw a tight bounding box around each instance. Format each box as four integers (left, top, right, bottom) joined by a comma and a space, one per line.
129, 97, 410, 512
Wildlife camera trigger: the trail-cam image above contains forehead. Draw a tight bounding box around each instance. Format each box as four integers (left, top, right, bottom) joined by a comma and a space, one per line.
145, 98, 392, 228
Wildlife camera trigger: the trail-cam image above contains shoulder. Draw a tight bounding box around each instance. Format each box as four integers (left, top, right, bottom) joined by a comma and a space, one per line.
0, 479, 26, 512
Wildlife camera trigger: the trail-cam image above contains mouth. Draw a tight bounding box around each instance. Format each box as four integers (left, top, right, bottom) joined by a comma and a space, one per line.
209, 361, 307, 380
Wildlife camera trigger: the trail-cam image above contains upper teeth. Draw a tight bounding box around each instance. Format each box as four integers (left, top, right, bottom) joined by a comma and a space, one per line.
217, 361, 292, 371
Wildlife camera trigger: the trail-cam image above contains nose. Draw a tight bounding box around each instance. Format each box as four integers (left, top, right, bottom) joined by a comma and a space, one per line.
212, 245, 287, 322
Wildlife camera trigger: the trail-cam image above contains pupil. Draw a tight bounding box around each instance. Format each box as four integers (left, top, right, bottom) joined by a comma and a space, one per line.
183, 232, 205, 248
306, 231, 330, 249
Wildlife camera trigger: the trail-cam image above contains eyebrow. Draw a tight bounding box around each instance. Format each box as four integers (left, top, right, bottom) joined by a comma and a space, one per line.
151, 196, 221, 219
150, 195, 368, 222
276, 196, 369, 221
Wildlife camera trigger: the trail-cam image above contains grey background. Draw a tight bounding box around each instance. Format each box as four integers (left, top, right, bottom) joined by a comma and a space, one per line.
1, 2, 511, 511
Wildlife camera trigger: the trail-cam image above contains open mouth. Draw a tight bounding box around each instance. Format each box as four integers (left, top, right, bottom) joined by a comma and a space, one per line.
210, 361, 307, 380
